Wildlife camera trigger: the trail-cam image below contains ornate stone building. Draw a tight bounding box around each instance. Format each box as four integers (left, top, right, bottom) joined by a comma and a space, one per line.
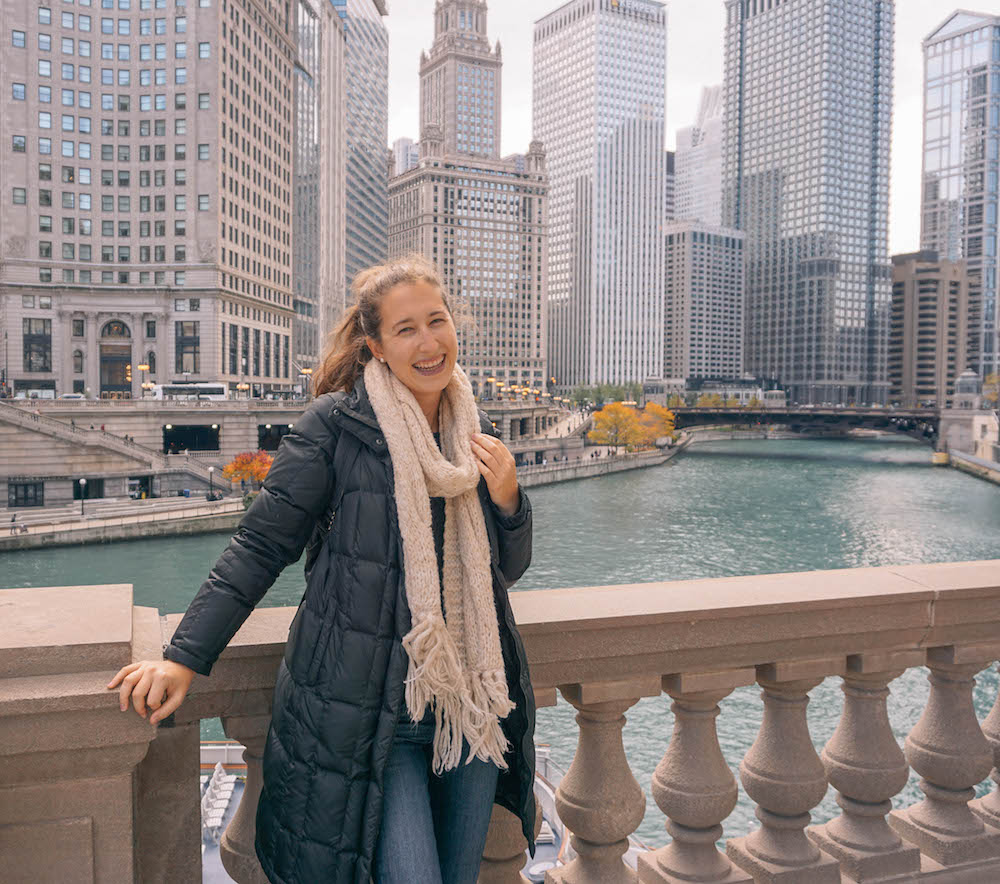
0, 0, 348, 397
388, 1, 549, 397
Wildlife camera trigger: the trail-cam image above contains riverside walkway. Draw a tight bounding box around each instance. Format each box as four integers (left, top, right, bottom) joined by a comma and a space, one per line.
6, 561, 1000, 882
0, 496, 244, 551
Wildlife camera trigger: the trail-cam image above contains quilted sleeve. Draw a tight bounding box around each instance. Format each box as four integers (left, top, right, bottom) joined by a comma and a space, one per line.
163, 397, 339, 676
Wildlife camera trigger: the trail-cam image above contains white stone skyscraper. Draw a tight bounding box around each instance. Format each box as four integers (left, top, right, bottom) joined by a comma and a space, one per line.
723, 0, 894, 406
388, 1, 549, 396
534, 0, 667, 390
920, 11, 1000, 380
674, 85, 723, 226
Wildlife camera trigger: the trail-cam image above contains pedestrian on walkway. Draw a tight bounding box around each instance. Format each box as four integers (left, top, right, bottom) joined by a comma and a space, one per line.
9, 514, 17, 535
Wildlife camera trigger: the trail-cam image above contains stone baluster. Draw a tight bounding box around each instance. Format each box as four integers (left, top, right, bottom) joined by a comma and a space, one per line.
972, 664, 1000, 828
726, 660, 841, 883
546, 677, 660, 884
220, 713, 273, 884
478, 802, 543, 884
807, 651, 922, 881
889, 644, 1000, 865
638, 669, 755, 883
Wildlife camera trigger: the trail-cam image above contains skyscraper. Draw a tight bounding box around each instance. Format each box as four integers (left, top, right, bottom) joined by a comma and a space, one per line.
391, 137, 420, 177
722, 0, 894, 405
674, 85, 723, 225
920, 11, 1000, 381
664, 221, 744, 382
332, 0, 388, 293
534, 0, 667, 390
889, 250, 975, 408
388, 1, 549, 397
294, 0, 346, 375
1, 0, 306, 398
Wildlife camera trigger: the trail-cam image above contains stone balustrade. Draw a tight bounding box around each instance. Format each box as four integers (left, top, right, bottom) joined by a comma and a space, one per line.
4, 560, 1000, 882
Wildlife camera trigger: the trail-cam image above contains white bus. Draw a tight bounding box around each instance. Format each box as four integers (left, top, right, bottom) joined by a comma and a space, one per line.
150, 382, 229, 401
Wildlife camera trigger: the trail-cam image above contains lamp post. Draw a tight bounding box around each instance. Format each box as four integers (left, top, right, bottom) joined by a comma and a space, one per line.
208, 466, 214, 497
136, 363, 150, 397
78, 478, 86, 516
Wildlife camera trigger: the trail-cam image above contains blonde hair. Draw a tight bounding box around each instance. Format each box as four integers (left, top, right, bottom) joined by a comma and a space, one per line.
313, 254, 456, 396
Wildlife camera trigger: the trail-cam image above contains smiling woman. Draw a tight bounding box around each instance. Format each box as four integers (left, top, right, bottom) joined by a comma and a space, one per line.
110, 254, 538, 884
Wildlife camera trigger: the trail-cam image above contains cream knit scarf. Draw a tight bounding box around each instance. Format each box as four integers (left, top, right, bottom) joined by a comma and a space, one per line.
363, 358, 514, 773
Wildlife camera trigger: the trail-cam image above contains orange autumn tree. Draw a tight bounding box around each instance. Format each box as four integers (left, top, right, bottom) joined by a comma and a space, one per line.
638, 402, 676, 446
588, 401, 643, 454
223, 450, 274, 488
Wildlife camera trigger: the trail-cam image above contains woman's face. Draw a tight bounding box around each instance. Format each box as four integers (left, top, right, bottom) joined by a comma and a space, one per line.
367, 280, 458, 399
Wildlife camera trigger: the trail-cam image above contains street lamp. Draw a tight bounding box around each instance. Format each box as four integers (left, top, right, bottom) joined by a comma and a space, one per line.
136, 363, 150, 397
208, 466, 214, 497
78, 478, 87, 516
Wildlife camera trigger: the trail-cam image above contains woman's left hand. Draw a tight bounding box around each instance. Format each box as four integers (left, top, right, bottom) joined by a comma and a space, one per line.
470, 433, 519, 517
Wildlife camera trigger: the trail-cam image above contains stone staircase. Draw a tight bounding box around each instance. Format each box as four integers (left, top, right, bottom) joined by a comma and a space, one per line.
0, 400, 230, 489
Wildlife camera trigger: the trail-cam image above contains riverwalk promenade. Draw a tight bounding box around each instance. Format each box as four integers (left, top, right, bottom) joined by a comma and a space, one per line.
6, 560, 1000, 882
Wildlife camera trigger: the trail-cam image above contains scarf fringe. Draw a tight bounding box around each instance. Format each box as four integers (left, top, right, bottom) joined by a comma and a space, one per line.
403, 613, 514, 774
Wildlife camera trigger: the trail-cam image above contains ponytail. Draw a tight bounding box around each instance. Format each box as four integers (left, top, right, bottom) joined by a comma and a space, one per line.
312, 254, 452, 396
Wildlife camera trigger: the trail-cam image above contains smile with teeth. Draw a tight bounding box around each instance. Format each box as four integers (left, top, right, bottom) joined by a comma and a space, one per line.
413, 355, 446, 374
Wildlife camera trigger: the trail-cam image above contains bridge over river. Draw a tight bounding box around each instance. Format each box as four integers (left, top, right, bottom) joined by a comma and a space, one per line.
670, 405, 945, 444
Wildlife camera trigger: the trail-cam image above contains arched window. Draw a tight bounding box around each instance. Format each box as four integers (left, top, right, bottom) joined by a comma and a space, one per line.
101, 320, 131, 338
73, 350, 83, 373
147, 351, 156, 374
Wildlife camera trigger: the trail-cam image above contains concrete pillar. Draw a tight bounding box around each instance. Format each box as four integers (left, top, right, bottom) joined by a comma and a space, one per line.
0, 585, 158, 884
890, 647, 1000, 865
973, 664, 1000, 828
727, 667, 840, 882
546, 679, 659, 884
220, 714, 272, 884
639, 670, 755, 883
85, 311, 100, 397
808, 653, 922, 881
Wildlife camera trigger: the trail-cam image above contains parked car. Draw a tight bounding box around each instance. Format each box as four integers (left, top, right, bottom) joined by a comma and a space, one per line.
57, 392, 86, 399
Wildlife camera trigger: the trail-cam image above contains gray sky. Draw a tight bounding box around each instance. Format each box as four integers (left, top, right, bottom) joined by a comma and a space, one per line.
387, 1, 959, 257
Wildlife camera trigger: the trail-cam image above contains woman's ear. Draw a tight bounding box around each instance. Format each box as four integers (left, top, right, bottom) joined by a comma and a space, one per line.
366, 336, 383, 362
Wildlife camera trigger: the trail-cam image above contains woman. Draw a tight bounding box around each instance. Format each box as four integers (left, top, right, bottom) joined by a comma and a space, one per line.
108, 256, 538, 883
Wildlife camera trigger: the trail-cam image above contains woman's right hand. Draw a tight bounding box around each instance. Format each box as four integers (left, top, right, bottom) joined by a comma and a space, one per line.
107, 658, 196, 725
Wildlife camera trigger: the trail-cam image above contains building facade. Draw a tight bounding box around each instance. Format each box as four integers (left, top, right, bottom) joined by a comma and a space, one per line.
674, 84, 723, 225
664, 149, 675, 221
920, 11, 1000, 381
663, 221, 744, 382
722, 0, 894, 405
388, 1, 549, 398
1, 0, 310, 398
534, 0, 667, 390
889, 249, 975, 408
293, 0, 346, 376
331, 0, 388, 294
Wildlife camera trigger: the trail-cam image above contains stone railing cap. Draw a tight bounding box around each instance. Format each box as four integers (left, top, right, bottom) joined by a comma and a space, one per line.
0, 584, 133, 677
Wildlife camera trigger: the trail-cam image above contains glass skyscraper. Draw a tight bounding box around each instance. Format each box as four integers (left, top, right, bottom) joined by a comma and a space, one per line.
920, 11, 1000, 381
331, 0, 388, 294
534, 0, 668, 390
722, 0, 894, 405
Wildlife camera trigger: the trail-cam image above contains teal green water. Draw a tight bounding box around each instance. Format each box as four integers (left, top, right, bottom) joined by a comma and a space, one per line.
3, 437, 1000, 847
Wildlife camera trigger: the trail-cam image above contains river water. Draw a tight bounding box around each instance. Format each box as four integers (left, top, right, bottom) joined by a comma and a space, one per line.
4, 437, 1000, 848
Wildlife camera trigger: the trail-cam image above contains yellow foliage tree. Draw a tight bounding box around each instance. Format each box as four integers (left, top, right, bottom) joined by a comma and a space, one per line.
667, 394, 685, 409
588, 401, 643, 454
747, 396, 763, 409
696, 393, 724, 408
725, 397, 741, 408
223, 450, 274, 488
985, 373, 999, 406
639, 402, 676, 445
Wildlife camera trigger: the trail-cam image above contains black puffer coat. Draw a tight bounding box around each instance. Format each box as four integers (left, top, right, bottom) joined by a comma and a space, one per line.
164, 375, 537, 883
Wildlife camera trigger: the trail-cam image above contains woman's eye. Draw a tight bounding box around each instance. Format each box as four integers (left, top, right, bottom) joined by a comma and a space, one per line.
398, 327, 413, 335
431, 318, 445, 325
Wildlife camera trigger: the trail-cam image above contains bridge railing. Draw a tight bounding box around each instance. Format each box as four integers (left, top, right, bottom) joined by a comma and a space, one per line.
5, 561, 1000, 882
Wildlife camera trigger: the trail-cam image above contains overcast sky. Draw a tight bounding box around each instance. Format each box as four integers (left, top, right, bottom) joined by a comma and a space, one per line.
386, 1, 967, 257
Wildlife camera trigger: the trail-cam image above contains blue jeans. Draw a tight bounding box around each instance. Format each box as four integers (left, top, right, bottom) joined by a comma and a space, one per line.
374, 705, 500, 884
